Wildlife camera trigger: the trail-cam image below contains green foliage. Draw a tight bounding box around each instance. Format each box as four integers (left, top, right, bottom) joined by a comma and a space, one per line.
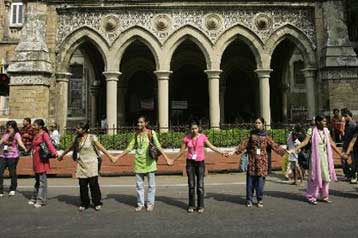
59, 128, 290, 150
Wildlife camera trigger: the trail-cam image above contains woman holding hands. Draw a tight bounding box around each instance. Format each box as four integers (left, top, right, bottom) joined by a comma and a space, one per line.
173, 121, 228, 213
230, 117, 287, 208
112, 116, 172, 212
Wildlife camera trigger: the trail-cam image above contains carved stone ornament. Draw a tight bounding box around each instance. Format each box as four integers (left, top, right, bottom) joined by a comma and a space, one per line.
57, 7, 316, 48
153, 14, 171, 32
254, 13, 272, 31
204, 14, 222, 31
102, 14, 120, 32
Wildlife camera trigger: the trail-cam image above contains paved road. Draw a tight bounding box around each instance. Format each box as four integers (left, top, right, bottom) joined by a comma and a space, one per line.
0, 172, 358, 238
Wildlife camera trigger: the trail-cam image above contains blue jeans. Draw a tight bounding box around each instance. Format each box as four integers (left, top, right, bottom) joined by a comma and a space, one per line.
136, 172, 156, 207
31, 173, 48, 205
246, 174, 265, 202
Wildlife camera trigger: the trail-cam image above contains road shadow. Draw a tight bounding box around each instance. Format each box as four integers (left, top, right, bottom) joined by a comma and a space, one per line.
53, 195, 80, 207
206, 192, 246, 205
265, 190, 306, 203
156, 196, 188, 210
19, 190, 33, 200
329, 189, 358, 199
105, 194, 137, 207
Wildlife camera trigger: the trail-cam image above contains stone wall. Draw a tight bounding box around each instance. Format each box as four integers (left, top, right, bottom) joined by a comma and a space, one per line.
8, 84, 50, 120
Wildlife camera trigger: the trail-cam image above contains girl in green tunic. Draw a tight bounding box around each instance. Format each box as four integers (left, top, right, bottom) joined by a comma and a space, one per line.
113, 116, 172, 212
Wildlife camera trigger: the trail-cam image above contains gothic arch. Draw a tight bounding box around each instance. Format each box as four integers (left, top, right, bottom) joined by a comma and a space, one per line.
57, 27, 109, 72
215, 24, 265, 69
163, 25, 214, 70
265, 25, 317, 68
109, 27, 162, 71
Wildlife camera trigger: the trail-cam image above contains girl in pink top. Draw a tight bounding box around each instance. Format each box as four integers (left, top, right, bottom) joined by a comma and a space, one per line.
174, 121, 228, 213
0, 121, 27, 197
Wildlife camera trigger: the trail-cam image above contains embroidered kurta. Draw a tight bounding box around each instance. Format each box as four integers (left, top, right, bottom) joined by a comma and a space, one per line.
307, 127, 337, 184
235, 134, 286, 176
126, 130, 162, 174
76, 134, 99, 178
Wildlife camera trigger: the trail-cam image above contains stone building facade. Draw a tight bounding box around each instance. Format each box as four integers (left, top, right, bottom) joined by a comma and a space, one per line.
1, 0, 358, 132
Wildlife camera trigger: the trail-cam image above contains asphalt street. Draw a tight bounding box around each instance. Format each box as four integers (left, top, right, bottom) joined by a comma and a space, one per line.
0, 172, 357, 238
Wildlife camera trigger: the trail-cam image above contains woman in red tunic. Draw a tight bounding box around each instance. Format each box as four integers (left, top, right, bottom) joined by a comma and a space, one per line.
28, 119, 57, 208
230, 117, 287, 208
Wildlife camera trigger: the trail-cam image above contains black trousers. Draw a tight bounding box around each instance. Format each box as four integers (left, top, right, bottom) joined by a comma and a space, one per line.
0, 158, 19, 193
186, 159, 205, 209
78, 176, 102, 207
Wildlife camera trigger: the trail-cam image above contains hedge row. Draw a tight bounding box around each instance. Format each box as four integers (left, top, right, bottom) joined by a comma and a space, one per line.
59, 128, 290, 150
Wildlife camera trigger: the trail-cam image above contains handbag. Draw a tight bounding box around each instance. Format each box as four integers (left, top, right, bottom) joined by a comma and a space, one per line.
39, 133, 53, 162
147, 130, 161, 161
90, 135, 102, 173
135, 130, 160, 161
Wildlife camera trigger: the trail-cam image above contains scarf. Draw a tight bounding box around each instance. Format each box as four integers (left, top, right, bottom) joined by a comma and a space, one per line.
311, 127, 337, 188
251, 129, 267, 137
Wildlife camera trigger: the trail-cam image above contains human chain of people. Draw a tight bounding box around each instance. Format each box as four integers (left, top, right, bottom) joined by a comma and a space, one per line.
0, 108, 357, 213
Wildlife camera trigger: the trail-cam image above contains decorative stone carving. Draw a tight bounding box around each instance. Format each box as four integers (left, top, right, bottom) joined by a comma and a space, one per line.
153, 14, 171, 32
102, 14, 120, 32
8, 3, 52, 78
204, 14, 222, 31
56, 7, 316, 48
320, 68, 358, 81
254, 13, 272, 31
9, 75, 52, 86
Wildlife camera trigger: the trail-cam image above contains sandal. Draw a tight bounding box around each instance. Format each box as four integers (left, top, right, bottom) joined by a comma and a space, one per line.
308, 200, 318, 205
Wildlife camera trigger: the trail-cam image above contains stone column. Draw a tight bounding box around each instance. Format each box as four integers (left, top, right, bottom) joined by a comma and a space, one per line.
117, 81, 127, 127
55, 72, 71, 134
103, 71, 121, 134
3, 0, 11, 40
302, 68, 317, 119
154, 70, 171, 133
89, 81, 100, 127
255, 69, 273, 127
281, 82, 290, 123
220, 85, 226, 125
205, 70, 222, 130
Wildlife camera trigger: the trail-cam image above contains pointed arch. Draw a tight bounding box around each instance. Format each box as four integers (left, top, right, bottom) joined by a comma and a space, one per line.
215, 24, 265, 69
163, 25, 214, 69
57, 26, 109, 72
109, 26, 162, 71
265, 25, 317, 68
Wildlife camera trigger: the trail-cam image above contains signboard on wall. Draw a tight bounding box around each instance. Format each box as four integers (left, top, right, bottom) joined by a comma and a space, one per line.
140, 99, 154, 110
171, 101, 188, 109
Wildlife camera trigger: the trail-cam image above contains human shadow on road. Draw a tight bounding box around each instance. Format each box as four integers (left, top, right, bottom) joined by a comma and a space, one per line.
19, 190, 34, 200
106, 194, 137, 207
206, 192, 246, 205
329, 189, 358, 199
53, 195, 80, 207
156, 196, 187, 210
265, 191, 306, 203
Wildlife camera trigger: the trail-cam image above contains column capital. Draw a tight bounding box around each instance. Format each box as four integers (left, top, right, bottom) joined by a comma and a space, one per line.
255, 69, 273, 78
103, 71, 121, 81
301, 68, 317, 78
204, 69, 222, 79
154, 70, 172, 80
55, 72, 72, 83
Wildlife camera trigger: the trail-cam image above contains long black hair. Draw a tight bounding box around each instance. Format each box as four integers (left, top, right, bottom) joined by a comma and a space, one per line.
72, 122, 90, 161
314, 115, 326, 126
6, 120, 20, 142
33, 119, 48, 133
